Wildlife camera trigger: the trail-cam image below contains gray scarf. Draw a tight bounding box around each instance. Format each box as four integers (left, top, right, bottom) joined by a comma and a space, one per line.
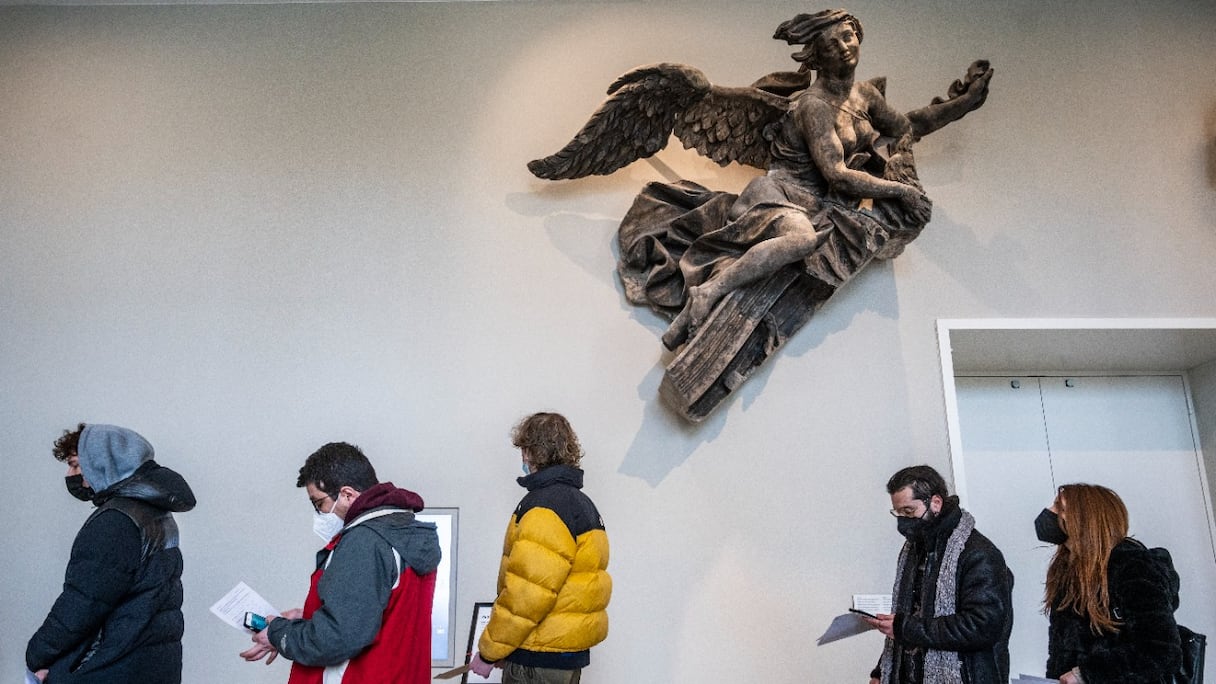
879, 509, 976, 684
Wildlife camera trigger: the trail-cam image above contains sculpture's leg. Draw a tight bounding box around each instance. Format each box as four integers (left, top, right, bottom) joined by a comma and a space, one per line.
661, 213, 831, 352
661, 266, 834, 422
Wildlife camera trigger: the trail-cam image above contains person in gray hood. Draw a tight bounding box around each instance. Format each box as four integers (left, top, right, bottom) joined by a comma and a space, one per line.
26, 423, 196, 683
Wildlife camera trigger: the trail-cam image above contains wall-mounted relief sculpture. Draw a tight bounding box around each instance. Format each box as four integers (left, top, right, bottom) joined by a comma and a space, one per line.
529, 9, 994, 422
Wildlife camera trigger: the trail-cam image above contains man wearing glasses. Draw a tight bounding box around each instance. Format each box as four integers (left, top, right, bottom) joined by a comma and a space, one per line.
240, 442, 441, 684
862, 465, 1014, 684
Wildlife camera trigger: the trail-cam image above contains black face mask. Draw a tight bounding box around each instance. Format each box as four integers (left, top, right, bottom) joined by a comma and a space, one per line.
896, 508, 934, 539
1034, 508, 1067, 544
65, 474, 95, 502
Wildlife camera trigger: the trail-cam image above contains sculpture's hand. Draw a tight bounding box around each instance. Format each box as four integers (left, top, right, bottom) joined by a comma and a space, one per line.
899, 186, 933, 226
907, 60, 994, 138
941, 60, 994, 114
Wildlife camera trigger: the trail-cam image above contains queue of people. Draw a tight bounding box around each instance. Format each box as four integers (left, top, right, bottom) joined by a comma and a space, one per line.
864, 466, 1187, 684
25, 421, 1191, 683
24, 413, 611, 684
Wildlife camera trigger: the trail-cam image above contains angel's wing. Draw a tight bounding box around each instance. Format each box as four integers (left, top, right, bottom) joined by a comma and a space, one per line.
528, 63, 789, 180
672, 85, 790, 169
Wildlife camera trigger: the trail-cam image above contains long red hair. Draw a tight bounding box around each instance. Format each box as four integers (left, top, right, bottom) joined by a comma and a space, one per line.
1043, 483, 1129, 634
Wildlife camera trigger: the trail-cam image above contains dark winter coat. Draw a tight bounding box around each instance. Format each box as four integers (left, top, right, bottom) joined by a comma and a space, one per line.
26, 459, 196, 683
874, 499, 1014, 684
1046, 538, 1183, 683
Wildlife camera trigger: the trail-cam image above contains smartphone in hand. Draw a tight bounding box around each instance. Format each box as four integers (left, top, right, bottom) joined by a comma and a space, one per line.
243, 612, 268, 631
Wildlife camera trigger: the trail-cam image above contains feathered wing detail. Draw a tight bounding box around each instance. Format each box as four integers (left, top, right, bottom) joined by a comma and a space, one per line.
527, 63, 788, 180
673, 85, 790, 169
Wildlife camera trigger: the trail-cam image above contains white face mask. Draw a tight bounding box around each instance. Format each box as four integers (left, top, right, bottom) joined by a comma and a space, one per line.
312, 503, 345, 542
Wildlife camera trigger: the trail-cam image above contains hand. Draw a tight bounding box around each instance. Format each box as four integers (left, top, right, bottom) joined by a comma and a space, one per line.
898, 187, 933, 225
1060, 668, 1084, 684
861, 613, 896, 638
279, 608, 304, 620
952, 62, 994, 112
469, 652, 495, 678
239, 627, 278, 665
32, 670, 48, 683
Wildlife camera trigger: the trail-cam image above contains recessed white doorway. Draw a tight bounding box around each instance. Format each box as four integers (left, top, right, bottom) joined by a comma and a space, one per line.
937, 319, 1216, 682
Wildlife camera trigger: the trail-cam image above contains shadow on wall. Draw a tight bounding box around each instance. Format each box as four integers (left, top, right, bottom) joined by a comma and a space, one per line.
1207, 101, 1216, 191
512, 177, 973, 486
616, 263, 915, 486
518, 199, 935, 485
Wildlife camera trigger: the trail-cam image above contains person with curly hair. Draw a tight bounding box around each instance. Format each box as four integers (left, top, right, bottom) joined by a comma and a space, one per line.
1038, 484, 1183, 683
469, 413, 611, 684
26, 423, 196, 683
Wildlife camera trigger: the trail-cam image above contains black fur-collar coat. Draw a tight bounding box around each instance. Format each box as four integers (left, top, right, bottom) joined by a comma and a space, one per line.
1046, 538, 1183, 683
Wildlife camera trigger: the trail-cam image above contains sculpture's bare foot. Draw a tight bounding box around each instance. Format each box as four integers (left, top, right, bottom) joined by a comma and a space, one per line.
686, 284, 716, 331
661, 285, 722, 350
662, 307, 692, 350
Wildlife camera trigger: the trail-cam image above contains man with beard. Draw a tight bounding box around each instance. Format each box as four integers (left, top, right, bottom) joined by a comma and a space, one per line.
862, 465, 1013, 684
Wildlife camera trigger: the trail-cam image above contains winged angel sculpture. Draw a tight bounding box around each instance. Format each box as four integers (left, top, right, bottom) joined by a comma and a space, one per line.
529, 9, 994, 422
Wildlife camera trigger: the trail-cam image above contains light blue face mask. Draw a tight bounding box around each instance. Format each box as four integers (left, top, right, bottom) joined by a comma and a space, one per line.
521, 461, 531, 476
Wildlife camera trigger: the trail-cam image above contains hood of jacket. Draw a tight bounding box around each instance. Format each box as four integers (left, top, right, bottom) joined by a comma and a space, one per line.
344, 481, 425, 521
78, 424, 155, 493
88, 460, 196, 514
343, 482, 439, 575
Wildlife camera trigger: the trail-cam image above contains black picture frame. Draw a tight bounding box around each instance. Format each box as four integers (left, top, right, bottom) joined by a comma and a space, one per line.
461, 602, 502, 684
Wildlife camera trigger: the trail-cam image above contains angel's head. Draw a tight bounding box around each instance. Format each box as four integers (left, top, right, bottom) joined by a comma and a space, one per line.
773, 9, 863, 72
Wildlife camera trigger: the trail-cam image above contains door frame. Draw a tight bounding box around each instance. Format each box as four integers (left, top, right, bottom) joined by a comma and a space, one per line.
935, 318, 1216, 546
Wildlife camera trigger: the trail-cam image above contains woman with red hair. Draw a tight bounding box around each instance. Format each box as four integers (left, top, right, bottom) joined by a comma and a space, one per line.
1037, 483, 1183, 683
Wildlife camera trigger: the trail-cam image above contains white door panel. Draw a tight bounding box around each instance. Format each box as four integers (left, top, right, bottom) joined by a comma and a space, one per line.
957, 374, 1216, 682
956, 377, 1056, 681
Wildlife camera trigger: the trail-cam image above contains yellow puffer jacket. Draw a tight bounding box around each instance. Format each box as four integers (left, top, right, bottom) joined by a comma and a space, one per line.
478, 466, 611, 664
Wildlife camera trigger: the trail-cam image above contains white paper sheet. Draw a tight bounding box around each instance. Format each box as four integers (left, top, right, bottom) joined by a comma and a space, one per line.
852, 593, 893, 615
209, 581, 279, 631
817, 612, 876, 645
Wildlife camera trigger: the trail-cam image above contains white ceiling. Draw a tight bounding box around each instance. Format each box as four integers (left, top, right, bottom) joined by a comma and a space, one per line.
948, 326, 1216, 374
0, 0, 493, 5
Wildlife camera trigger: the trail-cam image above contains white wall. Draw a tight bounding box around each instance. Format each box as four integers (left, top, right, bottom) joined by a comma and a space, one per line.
2, 1, 1215, 682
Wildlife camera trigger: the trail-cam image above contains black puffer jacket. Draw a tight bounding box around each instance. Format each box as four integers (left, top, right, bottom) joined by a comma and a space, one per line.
1046, 538, 1182, 683
874, 498, 1014, 684
26, 460, 196, 683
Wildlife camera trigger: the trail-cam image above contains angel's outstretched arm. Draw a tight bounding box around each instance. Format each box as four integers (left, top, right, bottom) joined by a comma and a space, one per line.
906, 60, 994, 139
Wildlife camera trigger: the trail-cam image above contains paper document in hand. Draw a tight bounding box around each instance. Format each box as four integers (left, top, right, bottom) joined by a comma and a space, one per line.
818, 612, 876, 645
852, 594, 892, 615
210, 581, 280, 631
